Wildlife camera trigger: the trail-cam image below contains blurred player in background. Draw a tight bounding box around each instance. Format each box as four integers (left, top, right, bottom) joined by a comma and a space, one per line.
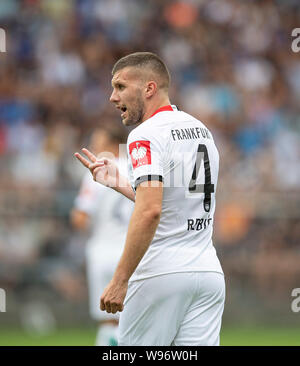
71, 125, 133, 346
75, 52, 225, 346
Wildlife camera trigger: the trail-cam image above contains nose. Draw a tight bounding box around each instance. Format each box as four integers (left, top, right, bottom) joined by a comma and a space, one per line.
110, 89, 120, 103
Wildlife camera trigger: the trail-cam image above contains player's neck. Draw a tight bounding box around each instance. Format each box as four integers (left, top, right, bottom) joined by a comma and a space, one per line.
142, 96, 171, 122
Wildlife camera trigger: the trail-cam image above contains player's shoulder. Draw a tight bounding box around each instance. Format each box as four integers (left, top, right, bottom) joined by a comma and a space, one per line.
127, 107, 213, 143
127, 118, 158, 143
149, 107, 204, 129
128, 106, 182, 140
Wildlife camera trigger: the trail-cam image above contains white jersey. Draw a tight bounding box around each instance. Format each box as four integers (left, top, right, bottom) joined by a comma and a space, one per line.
74, 160, 134, 251
127, 105, 223, 281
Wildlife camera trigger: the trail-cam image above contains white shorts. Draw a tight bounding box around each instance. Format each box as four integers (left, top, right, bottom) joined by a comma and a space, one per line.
85, 246, 121, 321
118, 272, 225, 346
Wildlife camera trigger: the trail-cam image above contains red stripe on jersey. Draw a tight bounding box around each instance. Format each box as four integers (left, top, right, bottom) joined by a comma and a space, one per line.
150, 105, 174, 118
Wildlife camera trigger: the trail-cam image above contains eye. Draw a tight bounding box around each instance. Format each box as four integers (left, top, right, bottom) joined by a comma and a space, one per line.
114, 82, 125, 90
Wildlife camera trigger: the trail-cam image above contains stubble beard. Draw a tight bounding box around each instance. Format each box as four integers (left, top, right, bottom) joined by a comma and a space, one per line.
122, 93, 145, 127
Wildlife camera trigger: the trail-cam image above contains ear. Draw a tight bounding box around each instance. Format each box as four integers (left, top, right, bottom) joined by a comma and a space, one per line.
145, 81, 157, 99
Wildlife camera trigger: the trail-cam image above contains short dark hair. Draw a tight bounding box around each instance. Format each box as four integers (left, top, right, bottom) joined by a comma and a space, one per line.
112, 52, 170, 91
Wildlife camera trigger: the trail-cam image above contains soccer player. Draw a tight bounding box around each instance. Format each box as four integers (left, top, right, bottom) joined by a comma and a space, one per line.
75, 52, 225, 346
71, 125, 134, 346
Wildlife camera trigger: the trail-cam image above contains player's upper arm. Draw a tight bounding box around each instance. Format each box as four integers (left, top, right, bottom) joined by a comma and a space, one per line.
134, 180, 163, 220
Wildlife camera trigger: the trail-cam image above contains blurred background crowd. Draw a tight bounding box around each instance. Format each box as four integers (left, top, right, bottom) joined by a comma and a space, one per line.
0, 0, 299, 332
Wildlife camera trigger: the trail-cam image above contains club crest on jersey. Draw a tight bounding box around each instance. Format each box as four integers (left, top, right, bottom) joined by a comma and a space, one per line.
129, 140, 151, 169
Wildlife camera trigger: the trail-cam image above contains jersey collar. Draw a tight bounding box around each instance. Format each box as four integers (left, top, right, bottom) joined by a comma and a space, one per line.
150, 105, 178, 118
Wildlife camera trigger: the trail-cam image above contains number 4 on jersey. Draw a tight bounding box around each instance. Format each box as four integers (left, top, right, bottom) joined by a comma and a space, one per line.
188, 144, 214, 212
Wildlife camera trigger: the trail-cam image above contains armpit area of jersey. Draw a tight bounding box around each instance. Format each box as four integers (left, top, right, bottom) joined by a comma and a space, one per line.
134, 174, 164, 190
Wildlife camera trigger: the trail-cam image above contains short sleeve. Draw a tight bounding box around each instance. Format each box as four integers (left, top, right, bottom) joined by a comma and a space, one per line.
127, 128, 164, 190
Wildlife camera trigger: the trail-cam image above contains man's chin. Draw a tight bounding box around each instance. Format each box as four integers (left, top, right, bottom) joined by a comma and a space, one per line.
121, 116, 130, 126
121, 117, 138, 127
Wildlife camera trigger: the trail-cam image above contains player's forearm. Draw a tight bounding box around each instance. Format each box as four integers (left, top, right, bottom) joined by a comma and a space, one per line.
112, 206, 161, 283
112, 174, 135, 202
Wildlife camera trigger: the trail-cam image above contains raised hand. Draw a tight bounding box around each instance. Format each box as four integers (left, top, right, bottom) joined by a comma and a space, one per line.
74, 148, 119, 188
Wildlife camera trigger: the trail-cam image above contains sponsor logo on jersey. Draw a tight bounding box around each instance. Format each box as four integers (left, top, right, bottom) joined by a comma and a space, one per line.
129, 140, 151, 169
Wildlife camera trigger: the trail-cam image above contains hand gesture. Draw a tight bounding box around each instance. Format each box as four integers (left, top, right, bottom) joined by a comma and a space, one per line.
74, 148, 119, 188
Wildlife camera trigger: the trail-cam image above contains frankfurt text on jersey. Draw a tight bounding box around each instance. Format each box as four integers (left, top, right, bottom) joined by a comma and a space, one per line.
171, 127, 211, 141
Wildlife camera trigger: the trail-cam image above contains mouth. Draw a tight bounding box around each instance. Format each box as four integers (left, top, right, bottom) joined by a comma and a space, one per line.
120, 106, 127, 118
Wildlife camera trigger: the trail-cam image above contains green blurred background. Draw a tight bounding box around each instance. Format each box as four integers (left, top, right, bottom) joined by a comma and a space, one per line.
0, 0, 300, 346
0, 327, 299, 346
